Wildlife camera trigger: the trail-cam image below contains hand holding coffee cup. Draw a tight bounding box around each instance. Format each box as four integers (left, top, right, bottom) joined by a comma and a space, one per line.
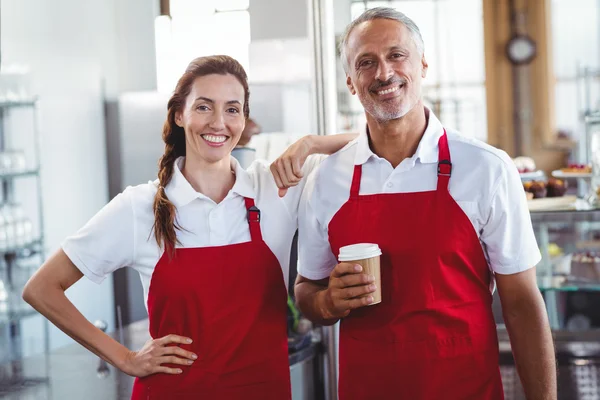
322, 244, 382, 319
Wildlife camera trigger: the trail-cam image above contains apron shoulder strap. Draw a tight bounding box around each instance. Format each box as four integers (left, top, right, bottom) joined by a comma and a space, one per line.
244, 197, 263, 242
350, 164, 362, 199
436, 129, 452, 192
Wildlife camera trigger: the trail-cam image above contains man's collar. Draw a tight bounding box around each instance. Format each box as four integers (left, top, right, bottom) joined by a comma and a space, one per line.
354, 107, 445, 165
413, 109, 444, 164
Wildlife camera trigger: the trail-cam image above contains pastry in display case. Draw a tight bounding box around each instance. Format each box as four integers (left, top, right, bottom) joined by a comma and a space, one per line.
523, 177, 577, 211
547, 179, 569, 197
513, 156, 545, 180
561, 164, 592, 174
552, 164, 593, 179
513, 156, 537, 173
570, 252, 600, 282
523, 179, 568, 199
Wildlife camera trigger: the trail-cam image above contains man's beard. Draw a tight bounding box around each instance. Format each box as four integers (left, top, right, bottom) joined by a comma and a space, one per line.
362, 77, 415, 122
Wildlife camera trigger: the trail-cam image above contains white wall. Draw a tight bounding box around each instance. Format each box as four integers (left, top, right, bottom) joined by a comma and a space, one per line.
250, 0, 308, 40
114, 0, 159, 95
333, 0, 352, 35
248, 0, 317, 134
1, 0, 158, 354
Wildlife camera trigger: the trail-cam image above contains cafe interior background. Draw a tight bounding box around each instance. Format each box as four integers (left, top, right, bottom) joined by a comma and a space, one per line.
0, 0, 600, 398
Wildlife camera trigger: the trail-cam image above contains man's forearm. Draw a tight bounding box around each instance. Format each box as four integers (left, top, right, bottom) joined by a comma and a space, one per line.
295, 278, 340, 326
503, 291, 556, 400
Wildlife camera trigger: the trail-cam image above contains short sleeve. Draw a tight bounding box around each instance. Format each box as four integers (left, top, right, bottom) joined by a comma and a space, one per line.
297, 168, 338, 280
481, 162, 541, 274
61, 188, 136, 284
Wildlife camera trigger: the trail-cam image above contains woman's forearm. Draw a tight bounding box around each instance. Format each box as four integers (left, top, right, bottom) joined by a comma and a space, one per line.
308, 133, 358, 155
24, 282, 131, 370
22, 251, 132, 372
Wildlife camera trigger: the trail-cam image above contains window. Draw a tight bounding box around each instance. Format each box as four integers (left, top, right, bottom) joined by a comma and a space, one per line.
344, 0, 487, 141
155, 0, 251, 93
551, 0, 600, 139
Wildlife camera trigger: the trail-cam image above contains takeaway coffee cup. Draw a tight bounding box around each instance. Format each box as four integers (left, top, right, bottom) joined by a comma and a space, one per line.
338, 243, 382, 305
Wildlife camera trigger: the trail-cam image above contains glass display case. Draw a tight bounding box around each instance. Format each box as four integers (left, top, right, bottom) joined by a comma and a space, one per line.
533, 208, 600, 329
495, 208, 600, 400
529, 112, 600, 329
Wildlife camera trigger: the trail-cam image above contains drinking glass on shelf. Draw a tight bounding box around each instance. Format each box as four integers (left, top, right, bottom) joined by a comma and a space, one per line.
1, 204, 16, 250
10, 151, 26, 173
11, 204, 26, 247
0, 150, 27, 174
22, 217, 33, 246
0, 65, 32, 103
0, 153, 13, 174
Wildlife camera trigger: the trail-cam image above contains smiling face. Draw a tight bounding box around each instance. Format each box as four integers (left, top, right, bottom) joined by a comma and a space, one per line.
344, 18, 428, 122
175, 74, 246, 165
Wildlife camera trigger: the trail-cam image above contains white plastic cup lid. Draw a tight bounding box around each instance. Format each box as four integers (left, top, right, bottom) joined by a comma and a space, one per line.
338, 243, 382, 262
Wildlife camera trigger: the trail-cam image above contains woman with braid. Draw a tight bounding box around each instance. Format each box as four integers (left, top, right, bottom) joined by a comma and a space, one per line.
22, 55, 355, 399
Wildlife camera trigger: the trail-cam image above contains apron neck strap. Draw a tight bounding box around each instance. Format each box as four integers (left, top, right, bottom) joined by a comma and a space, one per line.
350, 164, 362, 199
436, 129, 451, 192
349, 128, 451, 196
244, 197, 263, 242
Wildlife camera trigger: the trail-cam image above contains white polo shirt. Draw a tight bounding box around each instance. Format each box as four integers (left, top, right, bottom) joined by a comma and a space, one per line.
298, 109, 541, 281
62, 156, 322, 309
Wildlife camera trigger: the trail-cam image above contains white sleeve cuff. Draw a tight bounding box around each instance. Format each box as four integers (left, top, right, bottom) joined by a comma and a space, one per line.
61, 242, 107, 284
491, 251, 542, 275
297, 265, 332, 281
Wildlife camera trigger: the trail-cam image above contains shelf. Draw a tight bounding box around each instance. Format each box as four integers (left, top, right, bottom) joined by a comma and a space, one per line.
538, 277, 600, 292
585, 113, 600, 125
540, 284, 600, 292
0, 99, 37, 109
530, 207, 600, 223
0, 376, 48, 396
0, 308, 38, 324
0, 239, 43, 257
0, 169, 40, 180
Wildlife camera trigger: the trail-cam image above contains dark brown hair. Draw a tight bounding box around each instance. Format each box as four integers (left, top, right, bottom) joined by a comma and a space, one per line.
152, 55, 250, 254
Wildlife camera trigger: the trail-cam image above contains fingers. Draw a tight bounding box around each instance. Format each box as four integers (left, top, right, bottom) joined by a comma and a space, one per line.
346, 295, 375, 310
273, 158, 301, 191
323, 285, 375, 320
156, 334, 192, 346
270, 156, 303, 194
154, 366, 184, 375
282, 158, 300, 185
270, 164, 285, 191
278, 188, 289, 198
160, 345, 197, 361
291, 157, 303, 178
157, 355, 194, 366
337, 273, 375, 288
330, 263, 363, 278
339, 284, 377, 300
325, 263, 378, 318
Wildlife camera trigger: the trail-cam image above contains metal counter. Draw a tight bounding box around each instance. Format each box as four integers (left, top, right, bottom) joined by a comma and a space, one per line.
0, 319, 323, 399
499, 327, 600, 400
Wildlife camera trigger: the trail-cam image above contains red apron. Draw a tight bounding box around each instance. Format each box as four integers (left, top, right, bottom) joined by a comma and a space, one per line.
131, 198, 291, 400
328, 130, 504, 400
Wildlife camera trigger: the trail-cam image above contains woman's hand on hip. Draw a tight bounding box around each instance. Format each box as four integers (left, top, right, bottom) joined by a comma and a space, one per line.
121, 334, 197, 377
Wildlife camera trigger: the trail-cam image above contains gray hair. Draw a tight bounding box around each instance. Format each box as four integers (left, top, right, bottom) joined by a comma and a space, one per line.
340, 7, 425, 73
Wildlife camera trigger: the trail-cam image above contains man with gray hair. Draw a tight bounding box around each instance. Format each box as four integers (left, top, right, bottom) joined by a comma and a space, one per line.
295, 7, 556, 399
